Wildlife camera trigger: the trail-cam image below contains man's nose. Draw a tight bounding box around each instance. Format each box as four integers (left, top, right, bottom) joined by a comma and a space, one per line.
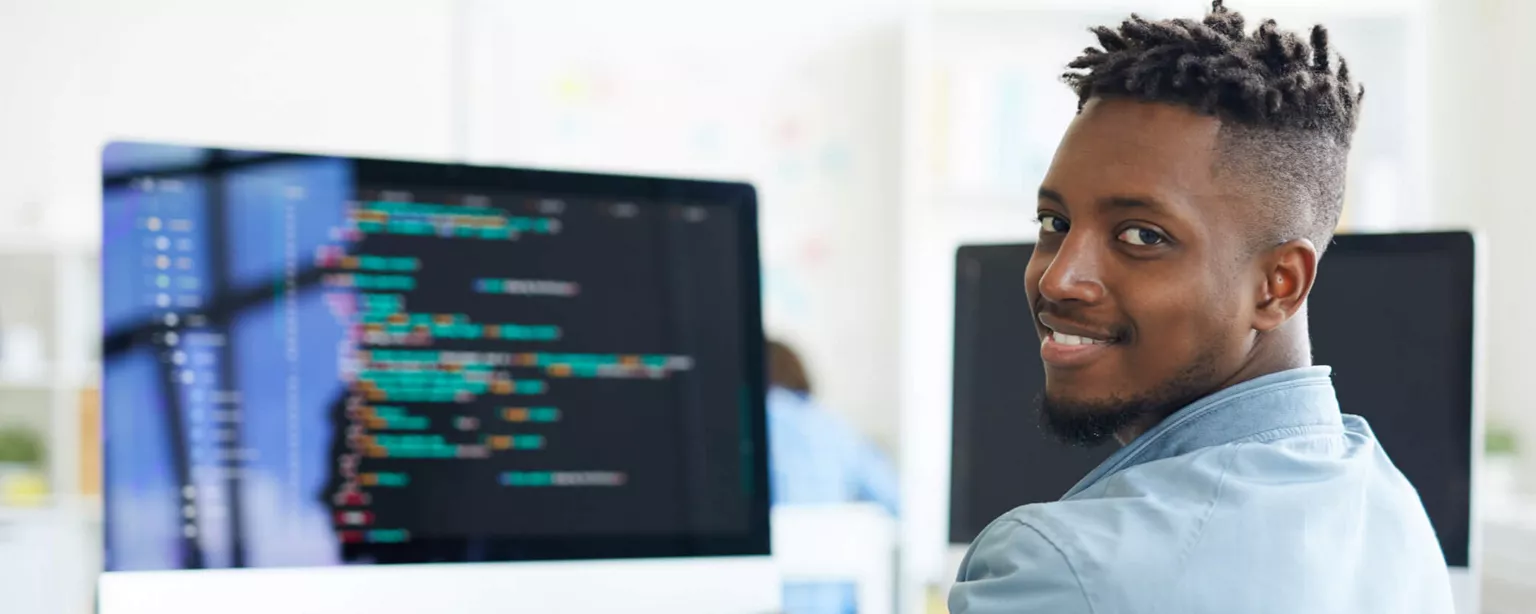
1036, 233, 1106, 305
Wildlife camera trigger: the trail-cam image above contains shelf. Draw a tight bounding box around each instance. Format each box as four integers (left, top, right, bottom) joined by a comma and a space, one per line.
0, 233, 97, 257
0, 375, 54, 391
0, 368, 98, 392
0, 495, 100, 524
1483, 475, 1536, 612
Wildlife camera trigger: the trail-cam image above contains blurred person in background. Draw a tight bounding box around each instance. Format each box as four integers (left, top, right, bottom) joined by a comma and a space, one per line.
766, 338, 899, 515
767, 338, 898, 614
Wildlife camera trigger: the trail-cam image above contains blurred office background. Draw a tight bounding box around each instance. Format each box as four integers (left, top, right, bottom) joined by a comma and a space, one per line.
0, 0, 1531, 612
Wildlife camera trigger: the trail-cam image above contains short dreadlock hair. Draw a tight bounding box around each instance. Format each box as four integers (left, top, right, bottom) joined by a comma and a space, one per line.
1062, 0, 1364, 254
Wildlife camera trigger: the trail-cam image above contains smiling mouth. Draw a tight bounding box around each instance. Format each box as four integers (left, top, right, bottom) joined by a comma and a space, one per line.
1036, 313, 1120, 345
1043, 330, 1113, 346
1036, 315, 1121, 367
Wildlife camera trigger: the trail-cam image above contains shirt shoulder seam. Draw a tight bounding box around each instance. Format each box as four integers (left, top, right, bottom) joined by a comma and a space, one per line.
1004, 516, 1099, 614
1175, 444, 1235, 569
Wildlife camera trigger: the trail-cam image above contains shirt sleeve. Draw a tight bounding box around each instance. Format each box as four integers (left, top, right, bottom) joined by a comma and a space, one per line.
949, 518, 1094, 614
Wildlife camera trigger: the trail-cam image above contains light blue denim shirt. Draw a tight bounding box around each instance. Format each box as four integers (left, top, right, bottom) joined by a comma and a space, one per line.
950, 366, 1454, 614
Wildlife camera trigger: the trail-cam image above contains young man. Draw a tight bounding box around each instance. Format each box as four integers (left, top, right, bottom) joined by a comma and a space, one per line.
949, 2, 1454, 613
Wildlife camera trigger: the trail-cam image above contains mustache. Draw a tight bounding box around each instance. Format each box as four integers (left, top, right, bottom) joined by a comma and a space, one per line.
1032, 300, 1130, 341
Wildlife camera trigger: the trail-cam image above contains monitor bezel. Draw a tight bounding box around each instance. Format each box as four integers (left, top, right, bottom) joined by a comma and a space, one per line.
100, 140, 772, 569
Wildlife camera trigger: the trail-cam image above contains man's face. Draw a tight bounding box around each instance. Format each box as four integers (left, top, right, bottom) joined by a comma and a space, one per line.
1028, 98, 1261, 444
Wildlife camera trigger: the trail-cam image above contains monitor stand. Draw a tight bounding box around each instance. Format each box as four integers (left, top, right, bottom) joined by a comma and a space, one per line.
1448, 568, 1478, 614
99, 556, 780, 614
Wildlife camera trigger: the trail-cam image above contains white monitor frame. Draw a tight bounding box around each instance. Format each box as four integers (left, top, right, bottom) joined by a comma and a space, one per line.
1454, 229, 1488, 614
99, 556, 781, 614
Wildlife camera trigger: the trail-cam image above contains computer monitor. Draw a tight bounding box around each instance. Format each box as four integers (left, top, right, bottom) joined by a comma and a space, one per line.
98, 142, 779, 613
947, 243, 1114, 547
949, 232, 1480, 611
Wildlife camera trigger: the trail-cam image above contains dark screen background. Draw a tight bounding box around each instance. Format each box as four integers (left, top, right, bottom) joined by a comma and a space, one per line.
1308, 235, 1474, 567
950, 234, 1474, 568
949, 244, 1115, 545
333, 185, 751, 540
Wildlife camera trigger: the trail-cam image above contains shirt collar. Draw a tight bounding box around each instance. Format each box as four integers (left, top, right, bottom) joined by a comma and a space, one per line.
1063, 366, 1341, 499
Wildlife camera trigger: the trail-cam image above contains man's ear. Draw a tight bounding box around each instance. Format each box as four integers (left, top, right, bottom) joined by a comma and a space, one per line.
1253, 238, 1318, 333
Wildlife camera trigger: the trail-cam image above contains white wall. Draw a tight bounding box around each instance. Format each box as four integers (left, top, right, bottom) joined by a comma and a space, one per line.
1425, 0, 1536, 493
0, 0, 459, 248
1468, 0, 1536, 493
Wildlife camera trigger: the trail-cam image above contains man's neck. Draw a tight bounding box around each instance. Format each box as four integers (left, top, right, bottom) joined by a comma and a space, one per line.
1114, 320, 1313, 446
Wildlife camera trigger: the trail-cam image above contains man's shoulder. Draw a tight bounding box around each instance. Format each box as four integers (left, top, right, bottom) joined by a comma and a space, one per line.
951, 498, 1202, 614
968, 501, 1187, 569
950, 507, 1094, 613
998, 480, 1217, 570
953, 447, 1240, 608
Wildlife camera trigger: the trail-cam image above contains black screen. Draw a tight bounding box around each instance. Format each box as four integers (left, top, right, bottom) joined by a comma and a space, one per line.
949, 233, 1474, 568
948, 244, 1115, 546
102, 142, 769, 570
1307, 233, 1474, 567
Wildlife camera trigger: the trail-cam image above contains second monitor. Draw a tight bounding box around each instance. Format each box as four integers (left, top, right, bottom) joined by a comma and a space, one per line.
950, 232, 1478, 588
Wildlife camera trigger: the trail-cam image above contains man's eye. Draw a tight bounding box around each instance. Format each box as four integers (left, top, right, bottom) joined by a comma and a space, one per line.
1037, 214, 1069, 234
1118, 227, 1166, 246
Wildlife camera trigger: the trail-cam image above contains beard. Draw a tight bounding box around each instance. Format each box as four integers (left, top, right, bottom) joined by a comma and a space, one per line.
1037, 355, 1221, 447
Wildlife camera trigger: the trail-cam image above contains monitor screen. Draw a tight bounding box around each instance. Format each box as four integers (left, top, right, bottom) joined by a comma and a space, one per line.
950, 233, 1474, 568
101, 142, 769, 571
948, 244, 1114, 546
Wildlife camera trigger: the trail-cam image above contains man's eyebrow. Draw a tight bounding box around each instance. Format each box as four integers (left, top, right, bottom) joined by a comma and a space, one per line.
1100, 195, 1170, 212
1038, 190, 1177, 213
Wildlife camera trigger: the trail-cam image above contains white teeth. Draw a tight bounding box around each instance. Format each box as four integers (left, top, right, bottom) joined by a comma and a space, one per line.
1051, 331, 1107, 346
